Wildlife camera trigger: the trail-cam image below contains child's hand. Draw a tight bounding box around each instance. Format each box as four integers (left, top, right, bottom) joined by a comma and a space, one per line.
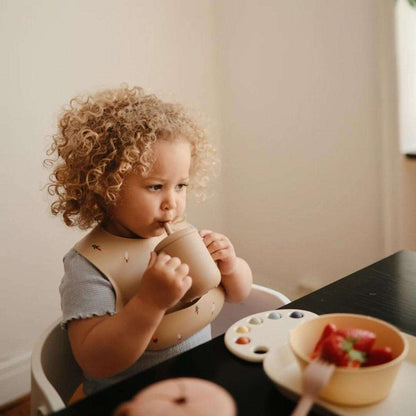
199, 229, 237, 276
138, 251, 192, 310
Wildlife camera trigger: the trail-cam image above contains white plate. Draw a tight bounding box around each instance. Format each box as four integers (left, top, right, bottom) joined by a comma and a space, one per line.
224, 309, 318, 362
263, 332, 416, 415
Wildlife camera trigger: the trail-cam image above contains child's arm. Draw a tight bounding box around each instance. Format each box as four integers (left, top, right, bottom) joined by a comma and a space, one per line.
67, 251, 191, 379
199, 229, 253, 303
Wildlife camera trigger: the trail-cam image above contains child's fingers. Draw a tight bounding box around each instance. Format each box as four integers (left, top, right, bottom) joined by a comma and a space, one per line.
206, 238, 233, 259
206, 239, 229, 255
211, 248, 231, 262
200, 232, 224, 247
165, 256, 182, 269
153, 253, 190, 281
198, 229, 212, 238
181, 274, 192, 291
160, 256, 190, 278
148, 251, 157, 267
155, 251, 173, 265
175, 262, 190, 276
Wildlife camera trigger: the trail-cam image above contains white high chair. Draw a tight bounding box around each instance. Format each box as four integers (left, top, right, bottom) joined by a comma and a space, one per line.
211, 283, 290, 338
30, 318, 84, 416
30, 284, 290, 415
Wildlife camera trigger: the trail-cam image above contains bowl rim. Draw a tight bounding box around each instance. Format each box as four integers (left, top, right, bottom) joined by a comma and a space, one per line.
289, 313, 410, 373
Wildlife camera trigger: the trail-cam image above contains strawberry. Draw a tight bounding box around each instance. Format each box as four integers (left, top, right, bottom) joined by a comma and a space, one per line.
320, 333, 366, 367
362, 347, 393, 367
320, 334, 350, 366
310, 323, 337, 359
335, 328, 376, 352
311, 324, 392, 368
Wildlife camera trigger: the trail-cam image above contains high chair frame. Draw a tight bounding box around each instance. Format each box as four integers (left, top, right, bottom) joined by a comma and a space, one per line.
30, 284, 289, 415
211, 283, 290, 338
30, 318, 84, 416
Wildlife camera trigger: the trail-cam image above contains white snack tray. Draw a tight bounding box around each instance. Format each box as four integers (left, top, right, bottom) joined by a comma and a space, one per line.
224, 309, 318, 362
263, 332, 416, 416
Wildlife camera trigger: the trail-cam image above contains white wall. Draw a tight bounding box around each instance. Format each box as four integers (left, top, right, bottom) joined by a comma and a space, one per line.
0, 0, 408, 405
212, 0, 402, 298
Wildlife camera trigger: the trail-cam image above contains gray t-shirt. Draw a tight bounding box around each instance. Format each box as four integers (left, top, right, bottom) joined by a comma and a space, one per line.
60, 248, 211, 395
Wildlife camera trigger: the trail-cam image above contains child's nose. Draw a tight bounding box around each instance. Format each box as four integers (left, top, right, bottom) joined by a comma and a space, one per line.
161, 193, 176, 211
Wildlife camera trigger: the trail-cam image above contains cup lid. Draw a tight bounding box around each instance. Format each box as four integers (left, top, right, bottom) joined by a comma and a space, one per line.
154, 226, 196, 253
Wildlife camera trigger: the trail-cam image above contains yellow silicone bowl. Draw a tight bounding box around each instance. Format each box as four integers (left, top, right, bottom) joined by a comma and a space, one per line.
289, 313, 409, 406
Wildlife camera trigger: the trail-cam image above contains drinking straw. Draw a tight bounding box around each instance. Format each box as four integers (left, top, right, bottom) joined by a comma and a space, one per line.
164, 223, 173, 235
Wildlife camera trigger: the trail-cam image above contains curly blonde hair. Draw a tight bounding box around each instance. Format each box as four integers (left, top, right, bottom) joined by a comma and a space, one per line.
45, 85, 217, 229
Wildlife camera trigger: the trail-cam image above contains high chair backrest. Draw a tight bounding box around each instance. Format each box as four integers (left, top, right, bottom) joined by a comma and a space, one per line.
211, 283, 290, 338
30, 318, 84, 416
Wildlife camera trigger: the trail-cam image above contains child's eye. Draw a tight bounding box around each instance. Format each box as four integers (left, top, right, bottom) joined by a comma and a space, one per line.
176, 183, 189, 191
148, 184, 162, 191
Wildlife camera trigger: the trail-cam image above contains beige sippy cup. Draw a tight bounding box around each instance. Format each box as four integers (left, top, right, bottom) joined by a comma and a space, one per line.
154, 224, 221, 302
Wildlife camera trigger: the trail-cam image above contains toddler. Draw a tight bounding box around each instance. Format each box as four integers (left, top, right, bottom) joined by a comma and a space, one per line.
45, 85, 252, 397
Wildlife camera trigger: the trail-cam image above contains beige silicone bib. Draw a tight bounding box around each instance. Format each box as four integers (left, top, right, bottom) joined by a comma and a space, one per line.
75, 225, 225, 349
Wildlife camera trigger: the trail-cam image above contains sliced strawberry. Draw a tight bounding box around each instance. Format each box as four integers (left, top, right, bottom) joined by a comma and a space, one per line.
336, 328, 376, 352
312, 324, 393, 368
320, 333, 367, 367
310, 323, 337, 359
320, 334, 350, 366
362, 347, 393, 367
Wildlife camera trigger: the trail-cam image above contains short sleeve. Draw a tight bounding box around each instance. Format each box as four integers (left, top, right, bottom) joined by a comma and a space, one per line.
59, 248, 116, 329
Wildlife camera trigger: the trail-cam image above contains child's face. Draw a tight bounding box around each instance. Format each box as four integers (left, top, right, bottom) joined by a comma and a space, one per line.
105, 139, 191, 238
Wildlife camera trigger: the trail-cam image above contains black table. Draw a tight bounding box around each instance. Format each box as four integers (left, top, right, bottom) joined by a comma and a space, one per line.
52, 250, 416, 416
